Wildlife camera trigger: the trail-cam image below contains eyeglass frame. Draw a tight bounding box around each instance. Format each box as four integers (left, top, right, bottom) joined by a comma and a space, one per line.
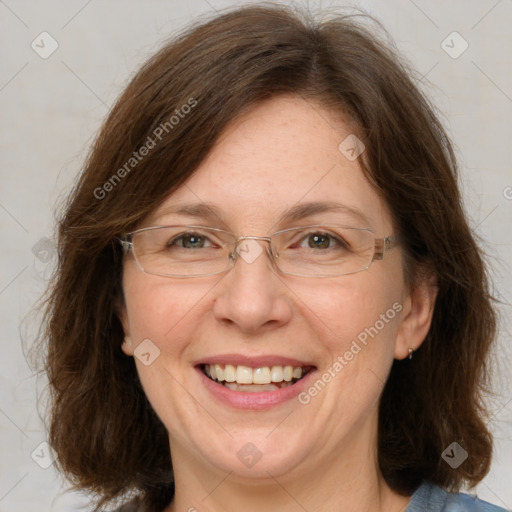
118, 224, 397, 278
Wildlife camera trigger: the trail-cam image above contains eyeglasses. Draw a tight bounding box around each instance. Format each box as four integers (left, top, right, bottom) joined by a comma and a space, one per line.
118, 224, 396, 278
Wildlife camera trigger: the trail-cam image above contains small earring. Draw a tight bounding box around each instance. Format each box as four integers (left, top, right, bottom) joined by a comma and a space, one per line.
408, 347, 414, 360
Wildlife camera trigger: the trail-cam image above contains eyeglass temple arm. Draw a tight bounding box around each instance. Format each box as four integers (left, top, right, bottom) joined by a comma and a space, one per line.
372, 236, 396, 261
118, 237, 132, 252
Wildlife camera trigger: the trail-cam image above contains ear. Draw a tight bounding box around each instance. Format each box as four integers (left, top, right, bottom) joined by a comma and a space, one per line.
117, 304, 134, 356
394, 273, 438, 360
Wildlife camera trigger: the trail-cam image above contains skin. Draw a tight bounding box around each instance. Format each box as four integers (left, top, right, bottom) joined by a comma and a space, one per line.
120, 95, 437, 512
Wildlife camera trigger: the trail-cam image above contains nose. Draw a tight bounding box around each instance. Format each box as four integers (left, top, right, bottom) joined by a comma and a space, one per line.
211, 238, 293, 334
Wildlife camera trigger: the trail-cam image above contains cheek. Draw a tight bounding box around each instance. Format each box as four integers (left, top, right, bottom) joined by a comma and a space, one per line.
122, 266, 205, 361
121, 264, 210, 424
290, 268, 402, 361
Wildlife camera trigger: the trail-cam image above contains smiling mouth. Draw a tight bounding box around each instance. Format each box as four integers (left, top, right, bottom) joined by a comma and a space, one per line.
200, 363, 314, 392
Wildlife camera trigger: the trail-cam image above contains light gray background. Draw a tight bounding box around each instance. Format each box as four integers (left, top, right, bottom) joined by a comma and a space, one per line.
1, 1, 511, 511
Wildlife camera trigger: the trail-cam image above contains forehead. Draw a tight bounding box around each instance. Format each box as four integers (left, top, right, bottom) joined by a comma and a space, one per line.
146, 95, 392, 233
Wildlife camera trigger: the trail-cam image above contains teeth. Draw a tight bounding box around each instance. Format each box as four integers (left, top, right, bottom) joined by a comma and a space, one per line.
253, 367, 271, 384
214, 364, 224, 381
236, 365, 253, 384
271, 365, 283, 382
209, 364, 216, 380
224, 364, 236, 383
224, 382, 294, 392
204, 364, 308, 386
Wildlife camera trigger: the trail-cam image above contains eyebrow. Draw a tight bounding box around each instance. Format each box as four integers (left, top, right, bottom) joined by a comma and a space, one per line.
154, 201, 372, 228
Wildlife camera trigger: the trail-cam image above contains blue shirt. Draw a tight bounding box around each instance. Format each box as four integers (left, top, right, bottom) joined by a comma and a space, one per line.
115, 481, 510, 511
406, 481, 510, 511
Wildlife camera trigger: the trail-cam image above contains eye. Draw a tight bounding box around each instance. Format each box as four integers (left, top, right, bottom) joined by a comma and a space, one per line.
169, 232, 214, 249
297, 231, 349, 250
306, 233, 331, 249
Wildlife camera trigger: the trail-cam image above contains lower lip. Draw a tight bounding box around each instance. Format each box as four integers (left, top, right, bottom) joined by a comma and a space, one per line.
196, 367, 316, 410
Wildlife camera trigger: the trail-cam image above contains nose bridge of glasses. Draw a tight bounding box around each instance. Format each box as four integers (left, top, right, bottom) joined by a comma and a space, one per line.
229, 235, 274, 264
236, 235, 272, 244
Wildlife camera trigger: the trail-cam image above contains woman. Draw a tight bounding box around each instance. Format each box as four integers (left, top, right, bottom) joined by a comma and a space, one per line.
40, 4, 508, 512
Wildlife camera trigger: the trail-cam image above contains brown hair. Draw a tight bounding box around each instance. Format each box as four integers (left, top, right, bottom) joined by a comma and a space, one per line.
39, 4, 497, 511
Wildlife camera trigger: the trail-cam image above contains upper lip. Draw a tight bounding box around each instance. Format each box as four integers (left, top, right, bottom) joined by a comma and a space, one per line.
193, 354, 316, 368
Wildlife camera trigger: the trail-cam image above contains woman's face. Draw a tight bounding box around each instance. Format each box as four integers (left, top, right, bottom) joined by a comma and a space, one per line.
121, 95, 430, 483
